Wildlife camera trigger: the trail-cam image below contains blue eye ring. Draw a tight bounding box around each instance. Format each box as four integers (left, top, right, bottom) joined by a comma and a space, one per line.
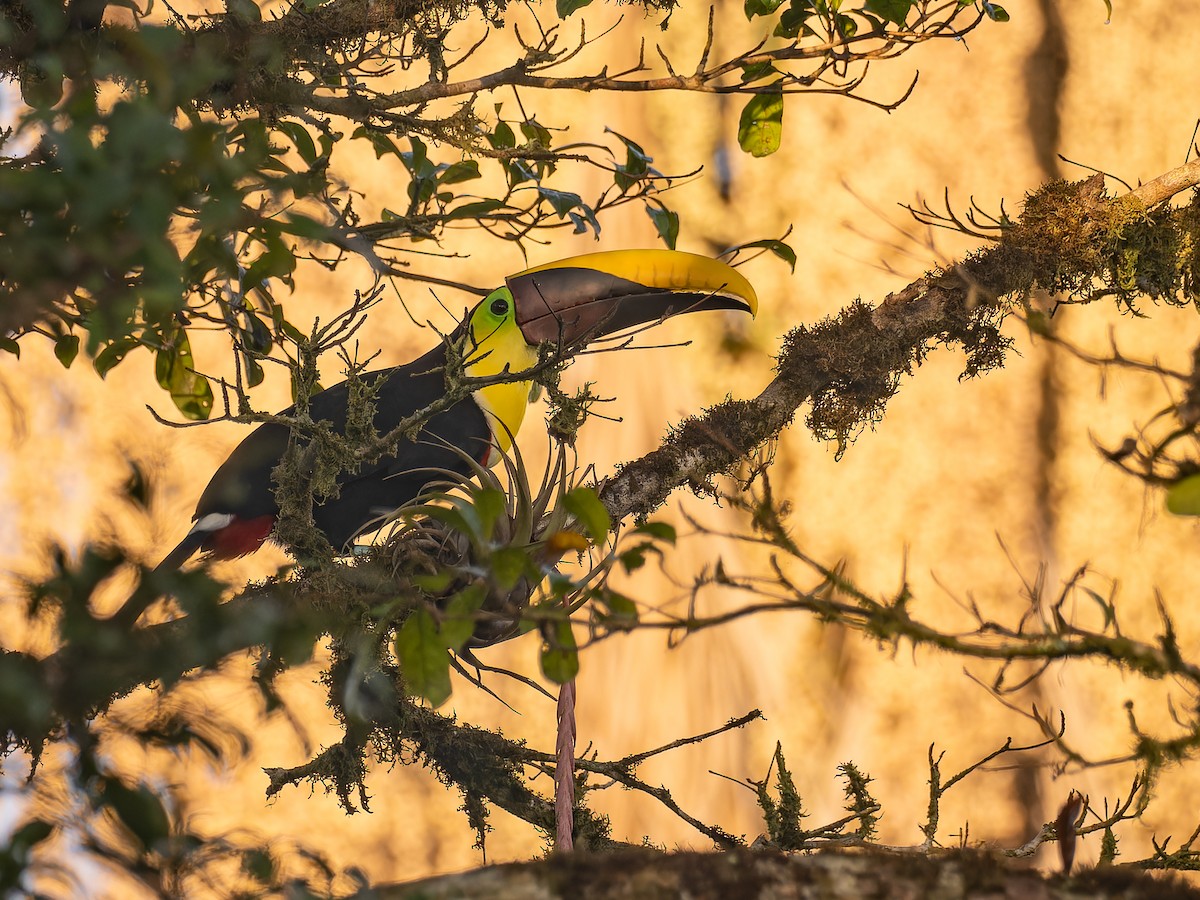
489, 297, 509, 317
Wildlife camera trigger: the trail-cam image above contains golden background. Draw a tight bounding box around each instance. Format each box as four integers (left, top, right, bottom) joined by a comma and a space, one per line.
4, 0, 1200, 888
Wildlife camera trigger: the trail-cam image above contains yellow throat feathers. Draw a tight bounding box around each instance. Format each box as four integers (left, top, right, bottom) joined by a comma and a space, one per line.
466, 318, 538, 458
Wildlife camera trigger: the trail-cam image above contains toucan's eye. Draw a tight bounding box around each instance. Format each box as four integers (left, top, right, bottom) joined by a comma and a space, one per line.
489, 297, 509, 317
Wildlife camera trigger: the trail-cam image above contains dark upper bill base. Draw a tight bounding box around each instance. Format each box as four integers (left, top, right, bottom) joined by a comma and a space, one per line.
507, 251, 758, 346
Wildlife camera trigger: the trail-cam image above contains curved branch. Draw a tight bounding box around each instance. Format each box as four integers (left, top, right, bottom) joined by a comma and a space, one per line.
598, 161, 1200, 523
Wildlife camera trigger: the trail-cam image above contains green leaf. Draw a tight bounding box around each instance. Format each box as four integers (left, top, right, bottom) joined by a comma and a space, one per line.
490, 546, 531, 592
1166, 474, 1200, 516
244, 356, 265, 388
242, 230, 297, 289
540, 616, 579, 683
395, 607, 452, 706
445, 199, 506, 220
54, 334, 79, 368
567, 211, 592, 235
506, 159, 537, 187
1081, 587, 1117, 631
101, 780, 171, 851
520, 119, 553, 148
94, 340, 137, 378
402, 135, 430, 176
473, 488, 507, 538
279, 319, 307, 344
744, 0, 784, 18
736, 237, 798, 272
241, 311, 272, 353
0, 336, 20, 357
155, 328, 214, 420
276, 121, 318, 165
537, 188, 600, 235
740, 61, 779, 84
490, 121, 516, 150
438, 160, 481, 185
774, 0, 815, 38
351, 125, 402, 159
5, 820, 53, 863
597, 590, 639, 628
610, 129, 651, 192
619, 547, 646, 573
241, 848, 275, 884
537, 187, 585, 217
557, 0, 593, 17
440, 584, 487, 651
563, 487, 610, 542
280, 213, 328, 239
413, 571, 456, 593
738, 88, 785, 158
981, 1, 1008, 21
646, 204, 680, 250
632, 521, 677, 544
226, 0, 261, 23
864, 0, 911, 24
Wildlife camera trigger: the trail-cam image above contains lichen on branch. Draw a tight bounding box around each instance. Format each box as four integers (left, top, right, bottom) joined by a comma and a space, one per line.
601, 166, 1200, 523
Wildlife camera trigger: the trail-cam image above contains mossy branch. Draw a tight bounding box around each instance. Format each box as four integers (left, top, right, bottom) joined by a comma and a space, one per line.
599, 163, 1200, 524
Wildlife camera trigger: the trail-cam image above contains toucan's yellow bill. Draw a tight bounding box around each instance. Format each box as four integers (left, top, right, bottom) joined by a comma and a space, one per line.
508, 249, 759, 345
515, 249, 758, 315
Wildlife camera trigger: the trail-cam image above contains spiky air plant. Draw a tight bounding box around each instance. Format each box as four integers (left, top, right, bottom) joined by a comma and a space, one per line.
379, 434, 602, 649
373, 434, 600, 851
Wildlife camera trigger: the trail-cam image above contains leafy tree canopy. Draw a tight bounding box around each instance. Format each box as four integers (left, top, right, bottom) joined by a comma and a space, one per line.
1, 0, 1002, 416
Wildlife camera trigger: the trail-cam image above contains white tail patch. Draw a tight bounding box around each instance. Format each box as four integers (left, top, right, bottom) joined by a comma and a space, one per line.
190, 513, 235, 535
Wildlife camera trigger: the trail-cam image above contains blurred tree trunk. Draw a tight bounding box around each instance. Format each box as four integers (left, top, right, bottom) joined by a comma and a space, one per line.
371, 848, 1198, 899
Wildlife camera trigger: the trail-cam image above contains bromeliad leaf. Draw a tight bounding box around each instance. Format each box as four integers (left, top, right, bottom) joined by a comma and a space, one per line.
473, 487, 508, 539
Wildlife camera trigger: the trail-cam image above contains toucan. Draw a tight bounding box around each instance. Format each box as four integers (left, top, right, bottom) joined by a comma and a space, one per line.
155, 249, 758, 570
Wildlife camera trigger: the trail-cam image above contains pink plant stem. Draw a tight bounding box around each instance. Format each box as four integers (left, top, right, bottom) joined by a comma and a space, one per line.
555, 677, 577, 850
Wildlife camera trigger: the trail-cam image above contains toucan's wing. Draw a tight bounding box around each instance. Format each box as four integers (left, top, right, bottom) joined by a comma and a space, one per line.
313, 388, 492, 549
192, 361, 420, 522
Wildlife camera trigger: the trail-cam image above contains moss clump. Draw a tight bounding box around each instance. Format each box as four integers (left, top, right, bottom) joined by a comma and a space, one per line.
777, 301, 914, 455
1179, 189, 1200, 307
1004, 174, 1114, 295
1003, 174, 1195, 312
